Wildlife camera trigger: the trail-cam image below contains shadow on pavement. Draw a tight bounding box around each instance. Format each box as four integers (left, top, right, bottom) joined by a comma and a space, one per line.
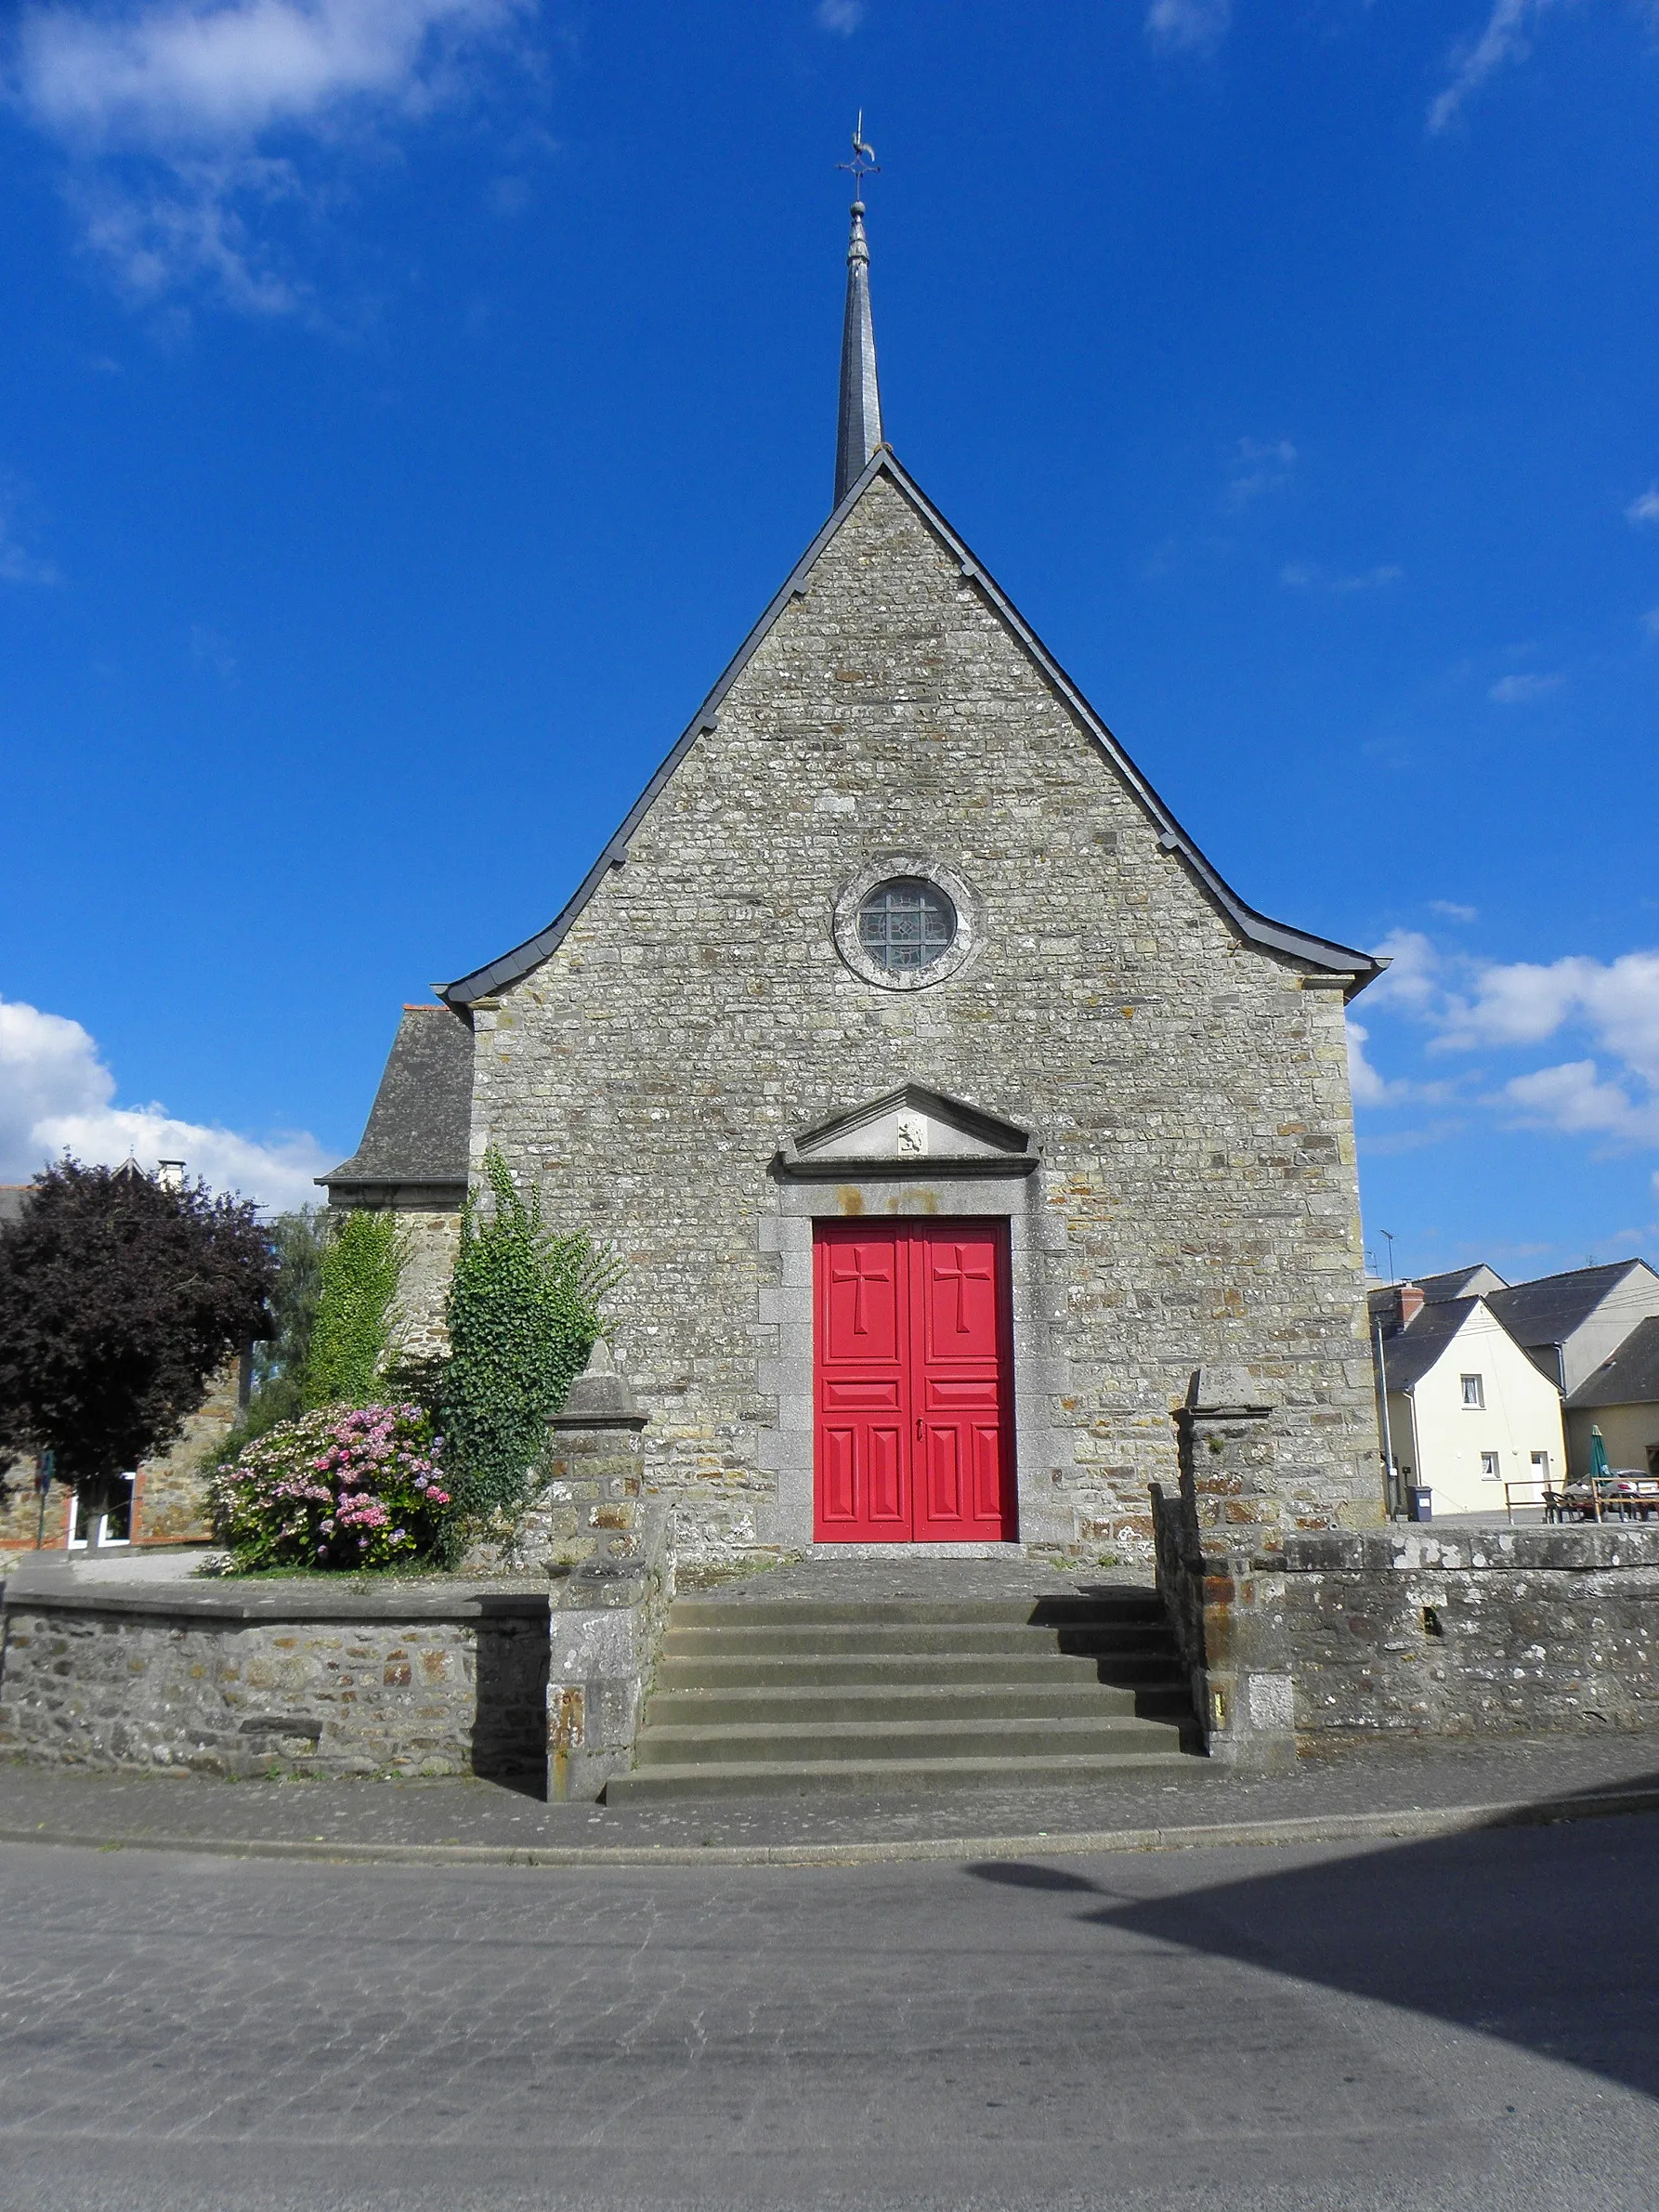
964, 1767, 1659, 2105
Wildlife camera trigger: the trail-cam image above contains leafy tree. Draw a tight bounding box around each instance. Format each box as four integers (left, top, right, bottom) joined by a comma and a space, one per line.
302, 1208, 405, 1408
441, 1147, 620, 1524
214, 1207, 337, 1463
0, 1158, 275, 1508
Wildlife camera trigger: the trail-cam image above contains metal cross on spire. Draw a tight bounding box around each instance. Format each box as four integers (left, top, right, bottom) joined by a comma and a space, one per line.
837, 111, 880, 199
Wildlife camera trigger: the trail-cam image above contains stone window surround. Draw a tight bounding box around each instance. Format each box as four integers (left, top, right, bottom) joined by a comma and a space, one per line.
754, 1169, 1078, 1554
832, 853, 983, 993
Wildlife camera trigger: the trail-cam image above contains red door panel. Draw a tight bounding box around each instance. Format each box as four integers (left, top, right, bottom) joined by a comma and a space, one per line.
813, 1220, 1014, 1543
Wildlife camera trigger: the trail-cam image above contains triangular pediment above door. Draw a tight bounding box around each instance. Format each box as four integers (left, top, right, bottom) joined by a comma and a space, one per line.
774, 1084, 1037, 1181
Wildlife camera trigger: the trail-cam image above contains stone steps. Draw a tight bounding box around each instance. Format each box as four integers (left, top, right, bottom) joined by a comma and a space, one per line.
654, 1650, 1182, 1689
647, 1681, 1192, 1727
610, 1586, 1201, 1802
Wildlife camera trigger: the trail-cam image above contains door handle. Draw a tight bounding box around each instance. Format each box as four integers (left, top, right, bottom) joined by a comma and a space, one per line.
915, 1418, 922, 1439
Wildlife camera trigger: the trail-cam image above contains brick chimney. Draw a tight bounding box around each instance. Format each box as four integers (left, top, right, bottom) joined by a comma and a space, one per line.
1397, 1281, 1425, 1329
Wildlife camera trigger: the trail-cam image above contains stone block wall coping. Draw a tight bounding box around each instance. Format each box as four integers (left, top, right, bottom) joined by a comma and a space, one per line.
1280, 1526, 1659, 1574
0, 1577, 551, 1627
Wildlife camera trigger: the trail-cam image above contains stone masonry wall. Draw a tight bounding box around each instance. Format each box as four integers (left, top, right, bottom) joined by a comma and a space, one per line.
461, 472, 1380, 1563
1284, 1525, 1659, 1738
0, 1583, 548, 1779
387, 1209, 464, 1365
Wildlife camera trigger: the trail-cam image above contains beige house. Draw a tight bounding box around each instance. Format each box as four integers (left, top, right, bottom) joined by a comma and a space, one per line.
1565, 1317, 1659, 1478
1373, 1284, 1566, 1515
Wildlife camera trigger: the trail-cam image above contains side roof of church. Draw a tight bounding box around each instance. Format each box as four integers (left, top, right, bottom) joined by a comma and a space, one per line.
438, 446, 1383, 1009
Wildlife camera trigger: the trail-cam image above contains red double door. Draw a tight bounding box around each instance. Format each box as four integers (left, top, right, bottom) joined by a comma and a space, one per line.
813, 1219, 1015, 1543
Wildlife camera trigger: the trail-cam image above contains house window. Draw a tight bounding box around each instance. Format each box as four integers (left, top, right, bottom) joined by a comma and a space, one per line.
65, 1473, 136, 1551
1460, 1374, 1484, 1408
1481, 1451, 1501, 1480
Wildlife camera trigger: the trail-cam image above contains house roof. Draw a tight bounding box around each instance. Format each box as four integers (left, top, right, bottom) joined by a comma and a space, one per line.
1565, 1315, 1659, 1410
438, 450, 1386, 1009
1485, 1261, 1656, 1352
1415, 1263, 1509, 1302
0, 1185, 29, 1229
319, 1006, 473, 1195
1378, 1298, 1483, 1394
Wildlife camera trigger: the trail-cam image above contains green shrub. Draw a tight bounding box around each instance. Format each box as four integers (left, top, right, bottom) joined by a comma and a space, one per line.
441, 1147, 620, 1525
302, 1209, 405, 1408
211, 1403, 451, 1573
216, 1208, 337, 1468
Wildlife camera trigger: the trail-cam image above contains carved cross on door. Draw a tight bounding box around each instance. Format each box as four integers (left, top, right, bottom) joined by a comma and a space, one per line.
932, 1243, 992, 1333
830, 1244, 892, 1335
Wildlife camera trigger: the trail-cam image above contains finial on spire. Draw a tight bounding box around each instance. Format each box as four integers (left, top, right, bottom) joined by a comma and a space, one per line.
833, 112, 883, 508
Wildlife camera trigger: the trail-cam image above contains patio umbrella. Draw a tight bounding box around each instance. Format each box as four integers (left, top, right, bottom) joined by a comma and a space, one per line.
1588, 1425, 1610, 1521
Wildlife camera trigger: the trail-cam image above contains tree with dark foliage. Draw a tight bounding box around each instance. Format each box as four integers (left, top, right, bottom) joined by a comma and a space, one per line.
0, 1159, 276, 1510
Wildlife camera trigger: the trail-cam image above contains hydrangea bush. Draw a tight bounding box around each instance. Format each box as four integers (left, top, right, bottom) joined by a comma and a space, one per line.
211, 1404, 451, 1573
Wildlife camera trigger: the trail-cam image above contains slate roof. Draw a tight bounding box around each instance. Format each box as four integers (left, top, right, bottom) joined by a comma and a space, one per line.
1485, 1262, 1655, 1353
320, 1007, 473, 1195
1566, 1315, 1659, 1410
438, 450, 1386, 1009
1415, 1263, 1509, 1303
1378, 1298, 1482, 1394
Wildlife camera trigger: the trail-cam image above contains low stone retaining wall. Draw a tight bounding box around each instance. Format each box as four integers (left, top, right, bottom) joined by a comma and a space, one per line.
0, 1350, 679, 1800
1283, 1525, 1659, 1738
1155, 1473, 1659, 1761
0, 1577, 550, 1780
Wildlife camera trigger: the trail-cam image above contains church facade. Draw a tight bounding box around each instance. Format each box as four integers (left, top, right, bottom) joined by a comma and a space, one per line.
324, 202, 1387, 1565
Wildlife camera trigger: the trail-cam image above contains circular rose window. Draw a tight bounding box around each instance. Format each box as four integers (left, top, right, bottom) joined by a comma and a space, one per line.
832, 855, 981, 991
856, 877, 958, 974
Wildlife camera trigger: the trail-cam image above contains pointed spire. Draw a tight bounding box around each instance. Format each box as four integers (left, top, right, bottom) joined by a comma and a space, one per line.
834, 195, 883, 506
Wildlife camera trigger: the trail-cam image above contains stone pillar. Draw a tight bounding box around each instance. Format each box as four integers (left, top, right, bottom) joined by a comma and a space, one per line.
1161, 1367, 1298, 1774
537, 1344, 675, 1802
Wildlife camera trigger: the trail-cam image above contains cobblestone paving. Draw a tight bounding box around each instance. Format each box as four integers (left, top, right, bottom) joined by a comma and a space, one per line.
1, 1814, 1656, 2211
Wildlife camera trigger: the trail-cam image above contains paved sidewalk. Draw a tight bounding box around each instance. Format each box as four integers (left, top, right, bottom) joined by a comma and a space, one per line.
4, 1725, 1657, 1865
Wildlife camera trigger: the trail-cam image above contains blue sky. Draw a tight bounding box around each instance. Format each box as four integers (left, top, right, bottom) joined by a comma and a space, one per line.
1, 0, 1656, 1286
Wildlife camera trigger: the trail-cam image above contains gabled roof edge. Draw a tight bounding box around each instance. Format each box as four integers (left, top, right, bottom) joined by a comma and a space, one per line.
440, 450, 1383, 1006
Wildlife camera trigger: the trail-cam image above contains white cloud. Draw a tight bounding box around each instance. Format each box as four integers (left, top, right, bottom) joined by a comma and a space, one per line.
1428, 0, 1549, 134
10, 0, 535, 308
815, 0, 865, 30
1280, 561, 1403, 593
1641, 608, 1659, 639
1488, 670, 1563, 703
1429, 900, 1479, 923
1365, 937, 1659, 1154
1501, 1059, 1659, 1145
1347, 1020, 1408, 1108
1626, 484, 1659, 526
1226, 437, 1296, 508
0, 488, 62, 585
1367, 928, 1443, 1014
1145, 0, 1231, 55
0, 993, 334, 1211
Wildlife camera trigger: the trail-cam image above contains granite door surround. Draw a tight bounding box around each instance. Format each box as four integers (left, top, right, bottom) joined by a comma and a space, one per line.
758, 1087, 1076, 1554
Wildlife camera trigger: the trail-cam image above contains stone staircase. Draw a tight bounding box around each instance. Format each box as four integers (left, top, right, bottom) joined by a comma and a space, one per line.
606, 1588, 1200, 1801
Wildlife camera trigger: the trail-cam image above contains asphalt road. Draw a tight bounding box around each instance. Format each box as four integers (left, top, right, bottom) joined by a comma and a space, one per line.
1, 1813, 1655, 2212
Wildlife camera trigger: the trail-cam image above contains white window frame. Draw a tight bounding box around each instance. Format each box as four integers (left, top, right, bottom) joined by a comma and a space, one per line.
1460, 1373, 1485, 1409
66, 1472, 136, 1551
1480, 1450, 1501, 1481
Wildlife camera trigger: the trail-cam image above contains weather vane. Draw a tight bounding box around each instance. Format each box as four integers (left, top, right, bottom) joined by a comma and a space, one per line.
837, 111, 879, 199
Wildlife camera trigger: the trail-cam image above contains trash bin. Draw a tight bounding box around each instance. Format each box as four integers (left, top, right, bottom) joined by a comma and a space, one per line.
1406, 1485, 1432, 1523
